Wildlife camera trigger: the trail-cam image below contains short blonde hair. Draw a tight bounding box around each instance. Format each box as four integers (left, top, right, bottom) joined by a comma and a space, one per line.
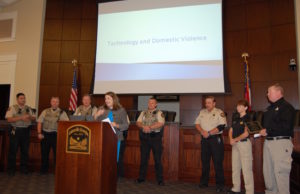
270, 83, 284, 95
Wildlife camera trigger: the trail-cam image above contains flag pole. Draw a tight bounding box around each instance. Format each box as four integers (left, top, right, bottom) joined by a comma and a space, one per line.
242, 52, 251, 110
69, 59, 78, 112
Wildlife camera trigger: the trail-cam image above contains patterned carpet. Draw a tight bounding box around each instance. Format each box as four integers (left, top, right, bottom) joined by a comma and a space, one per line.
0, 172, 261, 194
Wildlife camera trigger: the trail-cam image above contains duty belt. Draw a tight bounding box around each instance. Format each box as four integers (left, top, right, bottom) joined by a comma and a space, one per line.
206, 134, 222, 139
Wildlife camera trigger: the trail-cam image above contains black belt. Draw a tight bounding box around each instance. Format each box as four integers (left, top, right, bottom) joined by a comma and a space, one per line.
42, 130, 57, 134
141, 131, 162, 137
207, 134, 222, 139
239, 138, 249, 142
266, 136, 291, 141
14, 127, 30, 130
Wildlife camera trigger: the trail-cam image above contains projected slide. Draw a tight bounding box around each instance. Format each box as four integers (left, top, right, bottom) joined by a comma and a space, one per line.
94, 0, 224, 94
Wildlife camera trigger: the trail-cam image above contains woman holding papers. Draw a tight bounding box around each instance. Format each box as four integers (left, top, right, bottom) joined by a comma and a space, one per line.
228, 99, 254, 194
94, 91, 129, 178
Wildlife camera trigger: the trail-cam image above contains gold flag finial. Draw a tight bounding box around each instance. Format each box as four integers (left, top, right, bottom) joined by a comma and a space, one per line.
242, 52, 249, 62
72, 59, 78, 67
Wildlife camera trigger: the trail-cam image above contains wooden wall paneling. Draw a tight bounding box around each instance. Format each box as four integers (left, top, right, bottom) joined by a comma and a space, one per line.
42, 41, 61, 62
93, 95, 105, 107
223, 4, 246, 32
277, 81, 299, 109
225, 57, 245, 83
224, 83, 244, 110
40, 63, 60, 85
164, 124, 179, 180
180, 96, 202, 109
38, 85, 59, 113
180, 96, 202, 126
60, 41, 80, 62
271, 24, 297, 53
63, 0, 83, 19
118, 95, 137, 110
270, 0, 295, 25
224, 31, 248, 57
78, 63, 94, 85
248, 55, 273, 82
58, 85, 73, 109
45, 1, 64, 19
58, 62, 74, 85
272, 51, 298, 81
44, 19, 63, 40
246, 1, 271, 29
81, 20, 97, 40
79, 41, 96, 62
62, 20, 82, 40
247, 28, 272, 55
294, 128, 300, 152
250, 82, 272, 110
251, 137, 265, 191
79, 87, 92, 98
82, 2, 98, 19
179, 128, 201, 182
214, 96, 226, 111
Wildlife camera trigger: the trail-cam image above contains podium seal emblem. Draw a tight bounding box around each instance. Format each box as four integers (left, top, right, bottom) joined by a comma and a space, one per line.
66, 124, 91, 154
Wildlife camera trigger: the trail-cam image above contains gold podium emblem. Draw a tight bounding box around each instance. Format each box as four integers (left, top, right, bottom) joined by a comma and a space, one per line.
66, 124, 91, 154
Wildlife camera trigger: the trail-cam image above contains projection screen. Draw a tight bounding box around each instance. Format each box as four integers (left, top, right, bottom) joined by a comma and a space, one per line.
94, 0, 224, 94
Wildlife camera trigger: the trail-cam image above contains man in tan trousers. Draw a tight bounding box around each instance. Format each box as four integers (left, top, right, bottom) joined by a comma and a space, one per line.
260, 83, 295, 194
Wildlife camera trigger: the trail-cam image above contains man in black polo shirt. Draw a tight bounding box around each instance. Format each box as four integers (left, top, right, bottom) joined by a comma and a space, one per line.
260, 83, 295, 194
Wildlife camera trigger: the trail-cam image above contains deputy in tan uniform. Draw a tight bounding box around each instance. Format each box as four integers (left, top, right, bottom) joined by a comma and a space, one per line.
136, 97, 165, 186
228, 99, 254, 194
5, 93, 36, 175
37, 97, 69, 174
73, 94, 97, 117
260, 83, 295, 194
195, 96, 227, 192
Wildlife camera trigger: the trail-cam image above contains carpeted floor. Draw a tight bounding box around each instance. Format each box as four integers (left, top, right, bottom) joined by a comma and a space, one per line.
0, 172, 261, 194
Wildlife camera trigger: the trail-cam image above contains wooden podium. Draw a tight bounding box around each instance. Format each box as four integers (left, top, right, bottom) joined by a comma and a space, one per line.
55, 121, 117, 194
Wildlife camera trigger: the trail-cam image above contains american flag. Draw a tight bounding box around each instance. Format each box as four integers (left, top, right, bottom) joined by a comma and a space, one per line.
69, 68, 78, 111
244, 59, 252, 110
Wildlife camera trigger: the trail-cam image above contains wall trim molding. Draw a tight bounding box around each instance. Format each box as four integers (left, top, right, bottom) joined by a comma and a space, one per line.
0, 54, 17, 105
0, 11, 17, 42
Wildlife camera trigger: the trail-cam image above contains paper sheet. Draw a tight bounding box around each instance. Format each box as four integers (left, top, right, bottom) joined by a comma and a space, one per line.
102, 118, 116, 134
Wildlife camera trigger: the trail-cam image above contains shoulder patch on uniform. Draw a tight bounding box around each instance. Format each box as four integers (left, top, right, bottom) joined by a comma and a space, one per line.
220, 112, 225, 117
7, 107, 11, 111
161, 112, 165, 118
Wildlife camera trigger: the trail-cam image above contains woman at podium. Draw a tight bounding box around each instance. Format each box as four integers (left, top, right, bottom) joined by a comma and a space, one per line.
94, 91, 129, 178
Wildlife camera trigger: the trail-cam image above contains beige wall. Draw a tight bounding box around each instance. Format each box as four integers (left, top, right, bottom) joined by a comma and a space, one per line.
0, 0, 46, 108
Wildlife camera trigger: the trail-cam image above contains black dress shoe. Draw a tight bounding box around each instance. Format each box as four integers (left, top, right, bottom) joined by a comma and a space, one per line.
158, 181, 165, 186
7, 171, 15, 176
135, 178, 145, 183
21, 169, 30, 175
216, 187, 224, 192
198, 183, 208, 188
40, 170, 48, 175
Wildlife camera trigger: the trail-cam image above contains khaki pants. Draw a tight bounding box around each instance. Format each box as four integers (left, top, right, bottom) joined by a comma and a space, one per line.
231, 139, 254, 194
263, 139, 293, 194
